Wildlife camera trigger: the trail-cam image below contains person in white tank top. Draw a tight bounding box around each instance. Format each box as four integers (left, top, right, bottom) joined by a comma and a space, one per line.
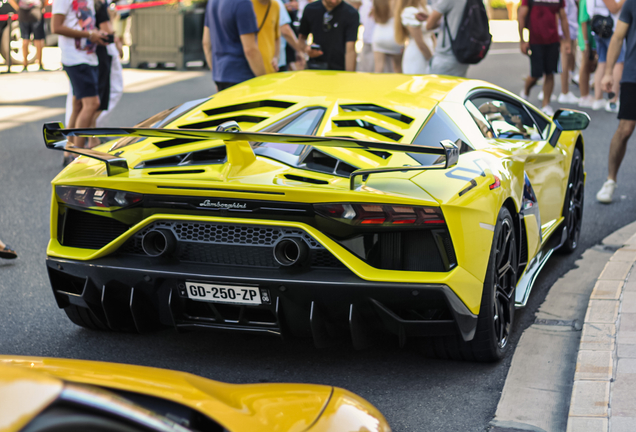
372, 0, 404, 72
395, 0, 435, 74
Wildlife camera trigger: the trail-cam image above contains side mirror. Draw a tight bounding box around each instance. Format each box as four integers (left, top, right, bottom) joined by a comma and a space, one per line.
553, 109, 591, 131
441, 139, 459, 168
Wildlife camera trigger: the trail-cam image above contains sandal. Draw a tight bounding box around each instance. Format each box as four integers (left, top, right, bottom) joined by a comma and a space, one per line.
0, 244, 17, 259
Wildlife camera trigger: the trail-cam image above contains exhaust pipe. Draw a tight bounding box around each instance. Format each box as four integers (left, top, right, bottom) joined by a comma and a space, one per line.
273, 237, 309, 267
141, 229, 176, 257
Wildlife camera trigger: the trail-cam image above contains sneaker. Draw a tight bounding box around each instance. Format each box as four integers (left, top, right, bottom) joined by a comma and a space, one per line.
578, 95, 595, 108
538, 91, 557, 102
519, 90, 530, 101
541, 105, 555, 116
20, 67, 28, 73
558, 92, 580, 104
38, 65, 46, 72
605, 100, 619, 113
592, 99, 606, 111
596, 179, 617, 203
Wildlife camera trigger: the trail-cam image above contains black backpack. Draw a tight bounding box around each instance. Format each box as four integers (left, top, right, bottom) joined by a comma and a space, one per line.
443, 0, 492, 65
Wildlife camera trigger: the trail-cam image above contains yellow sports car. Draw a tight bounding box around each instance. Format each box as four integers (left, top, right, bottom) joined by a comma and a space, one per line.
0, 355, 389, 432
43, 72, 589, 362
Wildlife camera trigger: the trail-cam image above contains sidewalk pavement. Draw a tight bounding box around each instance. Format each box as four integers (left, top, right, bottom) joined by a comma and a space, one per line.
567, 230, 636, 431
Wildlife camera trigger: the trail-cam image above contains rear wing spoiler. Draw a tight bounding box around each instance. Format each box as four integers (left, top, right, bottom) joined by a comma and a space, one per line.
43, 121, 459, 189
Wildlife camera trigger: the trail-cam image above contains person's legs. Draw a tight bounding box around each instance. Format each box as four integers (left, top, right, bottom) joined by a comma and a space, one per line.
610, 63, 623, 102
560, 39, 570, 95
390, 53, 403, 74
597, 82, 636, 203
579, 50, 590, 97
594, 62, 606, 100
607, 120, 635, 181
74, 96, 100, 148
542, 74, 554, 107
373, 52, 386, 73
22, 38, 30, 68
34, 39, 44, 68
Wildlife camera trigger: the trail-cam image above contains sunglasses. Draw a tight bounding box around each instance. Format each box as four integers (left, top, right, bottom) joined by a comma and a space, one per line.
323, 11, 333, 32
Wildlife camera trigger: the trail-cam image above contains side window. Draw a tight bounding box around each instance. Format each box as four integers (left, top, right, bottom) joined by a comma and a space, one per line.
527, 107, 551, 139
411, 107, 472, 165
465, 100, 495, 138
471, 97, 543, 141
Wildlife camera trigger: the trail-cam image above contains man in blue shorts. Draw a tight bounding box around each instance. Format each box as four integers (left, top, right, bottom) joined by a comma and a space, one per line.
51, 0, 107, 163
597, 0, 636, 202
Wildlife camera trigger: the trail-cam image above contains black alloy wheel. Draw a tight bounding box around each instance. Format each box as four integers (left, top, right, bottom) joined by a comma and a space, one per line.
469, 206, 518, 361
560, 148, 584, 254
419, 207, 518, 362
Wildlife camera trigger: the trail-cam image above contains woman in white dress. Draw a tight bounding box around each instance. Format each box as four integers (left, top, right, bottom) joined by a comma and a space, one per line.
372, 0, 404, 73
394, 0, 435, 74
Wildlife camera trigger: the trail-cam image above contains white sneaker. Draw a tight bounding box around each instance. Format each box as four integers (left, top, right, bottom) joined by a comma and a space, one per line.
592, 99, 606, 111
557, 92, 580, 104
578, 95, 595, 108
519, 90, 530, 101
605, 100, 619, 113
538, 91, 557, 102
596, 180, 617, 203
541, 105, 555, 116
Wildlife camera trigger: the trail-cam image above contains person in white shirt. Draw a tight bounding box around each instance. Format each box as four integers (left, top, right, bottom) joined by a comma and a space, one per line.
395, 0, 434, 74
372, 0, 403, 72
51, 0, 108, 163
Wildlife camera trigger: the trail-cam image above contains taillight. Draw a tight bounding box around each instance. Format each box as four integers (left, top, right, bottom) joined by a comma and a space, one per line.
314, 203, 445, 226
56, 186, 142, 211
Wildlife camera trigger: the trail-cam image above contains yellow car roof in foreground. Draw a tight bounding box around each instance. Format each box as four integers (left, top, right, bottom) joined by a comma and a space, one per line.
0, 356, 388, 432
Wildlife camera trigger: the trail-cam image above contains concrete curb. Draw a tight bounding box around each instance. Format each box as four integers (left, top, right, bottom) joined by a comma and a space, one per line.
566, 223, 636, 432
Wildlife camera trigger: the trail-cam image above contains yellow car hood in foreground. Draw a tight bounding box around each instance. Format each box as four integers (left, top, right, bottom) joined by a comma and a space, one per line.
0, 356, 389, 432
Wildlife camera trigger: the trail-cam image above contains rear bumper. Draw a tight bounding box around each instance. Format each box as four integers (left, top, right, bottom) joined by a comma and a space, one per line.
46, 256, 478, 347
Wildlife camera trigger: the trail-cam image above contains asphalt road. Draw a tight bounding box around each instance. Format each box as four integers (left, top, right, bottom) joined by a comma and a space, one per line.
1, 43, 636, 431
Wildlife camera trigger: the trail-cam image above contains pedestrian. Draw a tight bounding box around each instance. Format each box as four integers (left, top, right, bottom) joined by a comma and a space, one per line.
277, 0, 305, 71
395, 0, 434, 74
589, 0, 627, 112
64, 0, 123, 147
578, 0, 598, 107
518, 0, 571, 116
202, 0, 266, 91
424, 0, 468, 76
298, 0, 360, 71
252, 0, 281, 74
372, 0, 403, 73
358, 0, 376, 71
52, 0, 108, 163
0, 239, 17, 260
596, 0, 636, 203
557, 0, 580, 104
8, 0, 45, 72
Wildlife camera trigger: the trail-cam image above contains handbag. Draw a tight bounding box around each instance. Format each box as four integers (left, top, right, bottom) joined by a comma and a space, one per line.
591, 14, 614, 38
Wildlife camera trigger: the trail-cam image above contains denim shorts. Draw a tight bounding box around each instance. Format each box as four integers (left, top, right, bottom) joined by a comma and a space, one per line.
594, 35, 626, 63
63, 64, 99, 100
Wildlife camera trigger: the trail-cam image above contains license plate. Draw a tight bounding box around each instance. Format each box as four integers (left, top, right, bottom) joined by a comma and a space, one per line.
185, 282, 262, 305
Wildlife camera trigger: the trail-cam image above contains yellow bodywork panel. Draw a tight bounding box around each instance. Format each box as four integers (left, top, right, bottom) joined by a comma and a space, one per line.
0, 356, 388, 432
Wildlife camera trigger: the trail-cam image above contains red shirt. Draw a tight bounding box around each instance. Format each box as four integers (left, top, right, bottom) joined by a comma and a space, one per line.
522, 0, 565, 45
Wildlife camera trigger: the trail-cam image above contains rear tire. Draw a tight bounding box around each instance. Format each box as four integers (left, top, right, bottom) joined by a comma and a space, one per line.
559, 147, 584, 254
420, 207, 518, 362
63, 305, 109, 331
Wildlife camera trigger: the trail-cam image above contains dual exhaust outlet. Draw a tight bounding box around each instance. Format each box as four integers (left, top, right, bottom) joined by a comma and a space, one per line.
141, 229, 309, 267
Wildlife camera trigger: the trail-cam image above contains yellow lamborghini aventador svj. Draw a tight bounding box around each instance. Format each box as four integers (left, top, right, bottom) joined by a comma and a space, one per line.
43, 72, 589, 362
